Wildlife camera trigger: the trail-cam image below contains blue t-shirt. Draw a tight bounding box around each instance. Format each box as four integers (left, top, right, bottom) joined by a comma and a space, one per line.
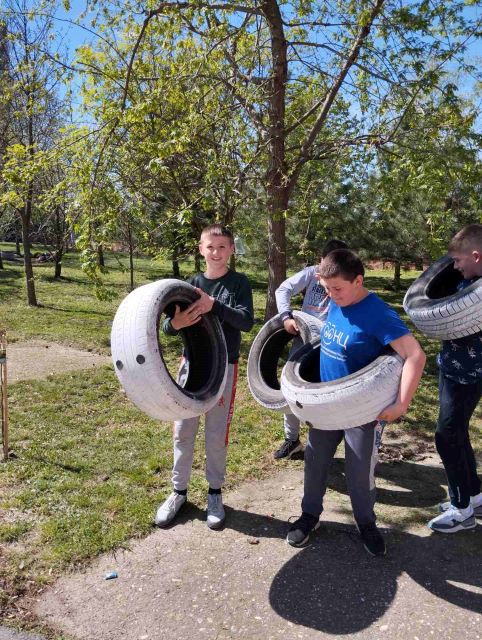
320, 292, 409, 382
437, 278, 482, 384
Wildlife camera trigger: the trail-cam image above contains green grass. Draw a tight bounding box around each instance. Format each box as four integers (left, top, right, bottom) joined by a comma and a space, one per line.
0, 243, 480, 630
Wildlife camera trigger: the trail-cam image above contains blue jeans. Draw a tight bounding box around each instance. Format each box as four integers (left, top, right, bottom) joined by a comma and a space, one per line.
435, 372, 482, 509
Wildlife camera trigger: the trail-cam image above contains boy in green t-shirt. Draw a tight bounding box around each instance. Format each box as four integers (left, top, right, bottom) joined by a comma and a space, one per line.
155, 224, 254, 530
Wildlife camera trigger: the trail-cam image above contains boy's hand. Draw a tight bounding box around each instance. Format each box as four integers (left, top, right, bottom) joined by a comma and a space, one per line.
283, 318, 299, 335
192, 288, 215, 314
377, 401, 406, 423
170, 304, 202, 330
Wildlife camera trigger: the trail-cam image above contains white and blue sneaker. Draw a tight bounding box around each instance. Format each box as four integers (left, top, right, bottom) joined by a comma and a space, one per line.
438, 494, 482, 518
207, 493, 225, 530
428, 505, 476, 533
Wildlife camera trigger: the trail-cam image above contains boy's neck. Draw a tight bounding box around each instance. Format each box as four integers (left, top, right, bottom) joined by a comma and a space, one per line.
204, 264, 230, 279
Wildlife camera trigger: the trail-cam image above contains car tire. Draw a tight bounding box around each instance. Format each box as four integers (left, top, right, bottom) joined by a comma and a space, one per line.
247, 311, 325, 412
111, 279, 228, 421
280, 340, 403, 429
403, 255, 482, 339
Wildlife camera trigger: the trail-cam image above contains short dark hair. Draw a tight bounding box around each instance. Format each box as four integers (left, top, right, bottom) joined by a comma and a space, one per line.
321, 238, 348, 258
200, 223, 234, 245
318, 249, 364, 281
448, 224, 482, 254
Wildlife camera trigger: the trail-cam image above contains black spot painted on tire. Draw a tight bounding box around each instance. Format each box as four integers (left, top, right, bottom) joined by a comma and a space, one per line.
136, 354, 146, 364
116, 360, 123, 370
296, 400, 303, 408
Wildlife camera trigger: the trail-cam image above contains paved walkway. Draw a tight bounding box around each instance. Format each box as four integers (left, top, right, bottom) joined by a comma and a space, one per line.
26, 468, 482, 640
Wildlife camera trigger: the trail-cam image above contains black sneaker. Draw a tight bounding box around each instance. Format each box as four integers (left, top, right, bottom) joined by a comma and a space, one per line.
273, 438, 303, 460
357, 522, 386, 556
286, 513, 320, 547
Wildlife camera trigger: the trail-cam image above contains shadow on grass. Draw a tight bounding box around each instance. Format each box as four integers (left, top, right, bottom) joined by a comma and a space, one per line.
39, 304, 112, 317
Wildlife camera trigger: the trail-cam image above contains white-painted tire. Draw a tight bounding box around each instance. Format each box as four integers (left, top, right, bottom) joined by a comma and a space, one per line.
111, 279, 227, 421
280, 340, 403, 429
247, 311, 325, 412
403, 255, 482, 339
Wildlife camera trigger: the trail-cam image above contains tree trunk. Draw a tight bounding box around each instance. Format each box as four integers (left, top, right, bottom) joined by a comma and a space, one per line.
263, 0, 288, 320
393, 260, 401, 290
54, 249, 63, 278
195, 253, 201, 273
127, 223, 135, 291
97, 244, 105, 267
0, 251, 3, 269
21, 201, 37, 307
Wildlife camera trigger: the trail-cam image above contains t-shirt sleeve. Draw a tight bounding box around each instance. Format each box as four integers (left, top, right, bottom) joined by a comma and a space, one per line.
372, 299, 410, 346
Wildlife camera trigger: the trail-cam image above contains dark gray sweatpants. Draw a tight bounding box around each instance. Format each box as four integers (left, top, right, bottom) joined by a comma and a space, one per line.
301, 421, 384, 526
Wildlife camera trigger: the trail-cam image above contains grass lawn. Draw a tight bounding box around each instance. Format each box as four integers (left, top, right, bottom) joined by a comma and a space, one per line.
0, 243, 480, 632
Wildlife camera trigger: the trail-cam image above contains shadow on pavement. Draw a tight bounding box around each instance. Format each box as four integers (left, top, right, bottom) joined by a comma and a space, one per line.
269, 521, 481, 634
327, 458, 448, 508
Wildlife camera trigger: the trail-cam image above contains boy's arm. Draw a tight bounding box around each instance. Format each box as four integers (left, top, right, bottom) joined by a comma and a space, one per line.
377, 333, 426, 423
275, 267, 313, 317
276, 267, 314, 334
190, 279, 254, 332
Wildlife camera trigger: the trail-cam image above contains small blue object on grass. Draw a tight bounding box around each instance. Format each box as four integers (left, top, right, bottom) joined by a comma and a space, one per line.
105, 570, 118, 580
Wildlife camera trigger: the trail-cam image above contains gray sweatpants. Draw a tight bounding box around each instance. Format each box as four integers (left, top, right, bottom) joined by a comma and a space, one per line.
302, 421, 384, 526
172, 362, 238, 491
283, 337, 302, 441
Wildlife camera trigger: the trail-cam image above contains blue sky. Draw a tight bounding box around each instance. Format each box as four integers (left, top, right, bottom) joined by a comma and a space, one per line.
54, 0, 481, 124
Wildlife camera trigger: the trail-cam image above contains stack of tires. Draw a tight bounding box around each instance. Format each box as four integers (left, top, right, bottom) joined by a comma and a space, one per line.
247, 313, 403, 430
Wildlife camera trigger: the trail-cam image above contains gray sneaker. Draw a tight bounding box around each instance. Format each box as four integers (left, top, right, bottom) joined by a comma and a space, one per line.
439, 498, 482, 517
154, 492, 186, 528
428, 506, 476, 533
207, 493, 225, 530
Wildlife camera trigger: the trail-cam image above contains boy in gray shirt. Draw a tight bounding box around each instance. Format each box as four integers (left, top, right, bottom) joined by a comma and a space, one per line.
273, 239, 348, 459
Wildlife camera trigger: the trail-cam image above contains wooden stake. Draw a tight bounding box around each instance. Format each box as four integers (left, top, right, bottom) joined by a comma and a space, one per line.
0, 329, 8, 461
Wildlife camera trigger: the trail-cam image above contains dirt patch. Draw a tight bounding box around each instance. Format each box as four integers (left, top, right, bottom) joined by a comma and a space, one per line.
5, 341, 111, 383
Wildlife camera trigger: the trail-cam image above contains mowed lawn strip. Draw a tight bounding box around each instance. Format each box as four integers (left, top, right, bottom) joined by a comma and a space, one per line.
0, 245, 480, 620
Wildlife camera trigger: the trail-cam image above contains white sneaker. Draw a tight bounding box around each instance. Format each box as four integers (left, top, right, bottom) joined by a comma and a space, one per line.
207, 493, 225, 530
428, 505, 476, 533
154, 492, 186, 528
439, 494, 482, 517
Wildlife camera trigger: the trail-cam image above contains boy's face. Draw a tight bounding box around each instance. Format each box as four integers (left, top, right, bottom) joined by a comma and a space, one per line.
321, 274, 364, 307
199, 233, 234, 268
450, 250, 482, 280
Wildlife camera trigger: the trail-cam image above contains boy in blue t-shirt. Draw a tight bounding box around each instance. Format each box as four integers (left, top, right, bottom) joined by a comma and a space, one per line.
286, 249, 426, 556
428, 224, 482, 533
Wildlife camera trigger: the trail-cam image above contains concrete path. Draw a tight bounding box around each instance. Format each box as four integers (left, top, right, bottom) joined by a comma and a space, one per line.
30, 468, 482, 640
6, 341, 110, 383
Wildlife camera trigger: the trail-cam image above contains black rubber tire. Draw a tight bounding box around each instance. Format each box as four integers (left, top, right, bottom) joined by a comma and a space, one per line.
280, 340, 403, 429
247, 311, 325, 412
111, 279, 227, 421
403, 255, 482, 339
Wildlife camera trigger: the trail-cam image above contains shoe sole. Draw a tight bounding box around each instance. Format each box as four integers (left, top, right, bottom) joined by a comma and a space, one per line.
207, 518, 225, 530
428, 518, 477, 533
286, 520, 320, 547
